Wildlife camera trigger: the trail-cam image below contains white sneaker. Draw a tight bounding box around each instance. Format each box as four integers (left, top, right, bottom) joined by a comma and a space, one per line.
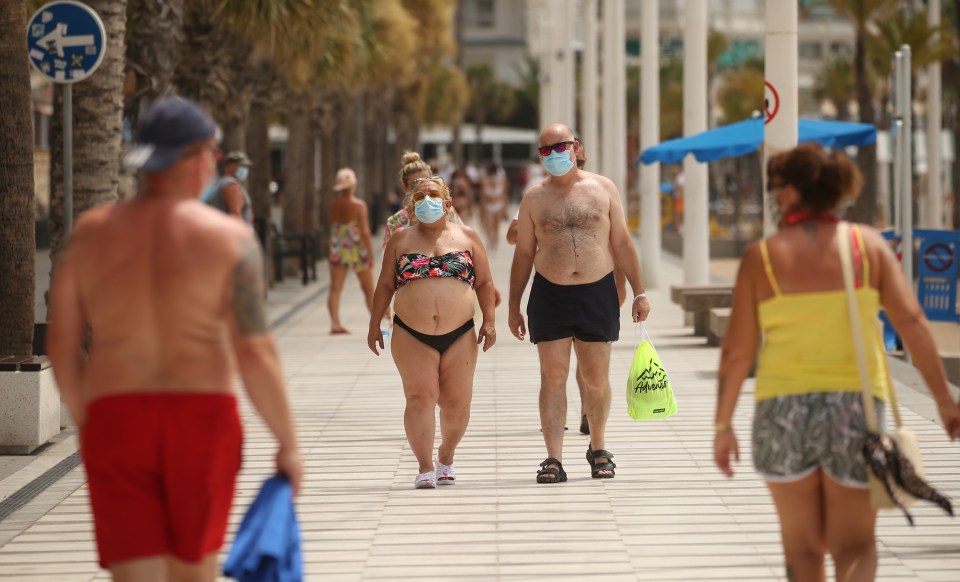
414, 471, 437, 489
436, 459, 456, 485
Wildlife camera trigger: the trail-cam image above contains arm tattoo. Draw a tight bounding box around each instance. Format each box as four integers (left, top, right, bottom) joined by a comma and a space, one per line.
231, 237, 267, 335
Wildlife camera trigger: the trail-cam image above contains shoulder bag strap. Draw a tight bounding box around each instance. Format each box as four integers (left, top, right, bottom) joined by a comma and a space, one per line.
838, 221, 881, 433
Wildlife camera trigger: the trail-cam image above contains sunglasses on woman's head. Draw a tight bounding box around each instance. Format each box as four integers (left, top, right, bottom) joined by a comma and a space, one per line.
538, 141, 574, 157
410, 175, 444, 188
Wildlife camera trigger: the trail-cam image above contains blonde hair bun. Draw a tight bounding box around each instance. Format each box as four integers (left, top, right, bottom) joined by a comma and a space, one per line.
401, 151, 421, 166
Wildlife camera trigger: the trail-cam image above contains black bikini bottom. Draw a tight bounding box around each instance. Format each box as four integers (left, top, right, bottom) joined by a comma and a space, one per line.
393, 316, 474, 354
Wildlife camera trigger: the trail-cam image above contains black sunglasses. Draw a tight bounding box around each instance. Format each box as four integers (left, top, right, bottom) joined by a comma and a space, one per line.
538, 141, 574, 157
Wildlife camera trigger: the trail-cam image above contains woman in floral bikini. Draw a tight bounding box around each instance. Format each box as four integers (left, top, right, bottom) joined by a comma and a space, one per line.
367, 175, 497, 489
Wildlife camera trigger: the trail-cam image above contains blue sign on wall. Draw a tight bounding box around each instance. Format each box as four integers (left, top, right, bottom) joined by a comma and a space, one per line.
915, 229, 960, 323
26, 1, 106, 84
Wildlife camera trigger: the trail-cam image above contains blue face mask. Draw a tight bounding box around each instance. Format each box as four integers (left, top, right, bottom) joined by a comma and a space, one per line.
414, 196, 446, 224
236, 166, 249, 181
200, 176, 217, 202
543, 150, 574, 177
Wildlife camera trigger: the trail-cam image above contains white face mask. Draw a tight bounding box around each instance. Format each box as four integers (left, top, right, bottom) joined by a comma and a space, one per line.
236, 166, 249, 181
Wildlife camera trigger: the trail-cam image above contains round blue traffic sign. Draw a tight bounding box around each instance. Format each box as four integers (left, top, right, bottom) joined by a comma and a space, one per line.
26, 1, 106, 84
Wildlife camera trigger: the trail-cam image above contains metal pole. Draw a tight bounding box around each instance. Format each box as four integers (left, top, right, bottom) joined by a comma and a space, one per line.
927, 0, 943, 227
893, 120, 903, 234
64, 83, 73, 237
762, 0, 799, 235
899, 45, 913, 286
682, 0, 709, 285
893, 51, 902, 235
582, 0, 599, 163
640, 0, 661, 288
560, 0, 576, 127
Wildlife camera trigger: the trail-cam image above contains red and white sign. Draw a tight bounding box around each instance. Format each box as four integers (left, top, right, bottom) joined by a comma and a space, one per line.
764, 81, 780, 125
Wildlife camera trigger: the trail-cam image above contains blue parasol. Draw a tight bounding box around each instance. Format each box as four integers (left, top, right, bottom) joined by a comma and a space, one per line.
637, 117, 877, 165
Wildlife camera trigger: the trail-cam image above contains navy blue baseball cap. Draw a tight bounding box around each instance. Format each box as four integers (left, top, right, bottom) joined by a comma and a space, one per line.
123, 97, 217, 171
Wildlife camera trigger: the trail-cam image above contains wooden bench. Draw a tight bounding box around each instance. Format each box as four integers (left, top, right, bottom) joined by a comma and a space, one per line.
0, 355, 60, 454
670, 285, 734, 336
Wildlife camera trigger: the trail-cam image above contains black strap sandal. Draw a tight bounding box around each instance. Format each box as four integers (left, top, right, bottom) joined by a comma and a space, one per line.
536, 458, 568, 484
587, 447, 616, 479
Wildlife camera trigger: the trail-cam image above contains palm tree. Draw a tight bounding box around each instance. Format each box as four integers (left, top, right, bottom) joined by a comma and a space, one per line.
47, 0, 127, 297
507, 54, 540, 129
392, 0, 466, 150
716, 68, 766, 124
175, 0, 333, 151
814, 56, 856, 120
0, 0, 36, 354
867, 4, 958, 123
466, 63, 516, 164
124, 0, 184, 126
659, 58, 685, 140
822, 0, 896, 224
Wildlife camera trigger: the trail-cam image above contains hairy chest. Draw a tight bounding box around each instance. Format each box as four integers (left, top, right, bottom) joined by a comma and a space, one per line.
537, 196, 605, 234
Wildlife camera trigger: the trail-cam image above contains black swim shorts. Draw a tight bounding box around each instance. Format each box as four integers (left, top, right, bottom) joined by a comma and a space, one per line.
527, 271, 620, 344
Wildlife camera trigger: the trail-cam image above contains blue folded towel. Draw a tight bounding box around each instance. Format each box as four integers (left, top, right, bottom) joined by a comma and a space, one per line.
223, 475, 303, 582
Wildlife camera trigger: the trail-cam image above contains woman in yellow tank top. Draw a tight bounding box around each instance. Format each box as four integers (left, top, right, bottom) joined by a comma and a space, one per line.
714, 144, 960, 581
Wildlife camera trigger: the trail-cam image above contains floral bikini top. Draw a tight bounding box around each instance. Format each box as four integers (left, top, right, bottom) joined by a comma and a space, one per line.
395, 251, 476, 290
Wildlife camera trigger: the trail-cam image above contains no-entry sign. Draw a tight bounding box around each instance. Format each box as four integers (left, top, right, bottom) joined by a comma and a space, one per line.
923, 242, 955, 273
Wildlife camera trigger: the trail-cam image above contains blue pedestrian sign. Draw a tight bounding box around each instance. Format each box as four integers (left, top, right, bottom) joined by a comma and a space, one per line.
26, 1, 106, 84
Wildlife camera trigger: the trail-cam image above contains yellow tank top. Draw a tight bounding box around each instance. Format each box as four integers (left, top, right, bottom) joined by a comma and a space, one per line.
754, 227, 889, 402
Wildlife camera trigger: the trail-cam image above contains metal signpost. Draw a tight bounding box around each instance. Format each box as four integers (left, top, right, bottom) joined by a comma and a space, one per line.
26, 1, 106, 237
893, 47, 913, 286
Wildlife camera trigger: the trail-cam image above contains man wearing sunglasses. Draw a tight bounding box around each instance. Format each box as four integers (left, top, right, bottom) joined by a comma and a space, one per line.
508, 123, 651, 484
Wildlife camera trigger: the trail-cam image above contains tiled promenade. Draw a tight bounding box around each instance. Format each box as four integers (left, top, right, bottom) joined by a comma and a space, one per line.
1, 238, 959, 581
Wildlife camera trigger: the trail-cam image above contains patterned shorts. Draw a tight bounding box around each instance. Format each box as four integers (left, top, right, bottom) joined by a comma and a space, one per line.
752, 392, 885, 488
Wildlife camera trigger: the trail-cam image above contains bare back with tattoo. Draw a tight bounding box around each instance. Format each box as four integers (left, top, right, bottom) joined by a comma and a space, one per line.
67, 196, 265, 400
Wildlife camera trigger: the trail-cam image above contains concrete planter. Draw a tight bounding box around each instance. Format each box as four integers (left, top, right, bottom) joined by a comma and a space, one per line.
0, 360, 61, 454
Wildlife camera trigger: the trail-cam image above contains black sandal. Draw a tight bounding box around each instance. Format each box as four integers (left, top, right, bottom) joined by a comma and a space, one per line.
586, 446, 616, 479
536, 458, 567, 484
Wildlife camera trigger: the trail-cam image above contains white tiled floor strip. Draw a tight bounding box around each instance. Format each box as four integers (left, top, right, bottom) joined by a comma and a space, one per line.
0, 242, 958, 581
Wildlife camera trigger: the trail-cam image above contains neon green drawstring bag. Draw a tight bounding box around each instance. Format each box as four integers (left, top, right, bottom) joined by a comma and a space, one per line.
626, 324, 678, 420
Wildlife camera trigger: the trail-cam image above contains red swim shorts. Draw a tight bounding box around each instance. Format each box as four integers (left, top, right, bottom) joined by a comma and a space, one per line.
80, 392, 242, 568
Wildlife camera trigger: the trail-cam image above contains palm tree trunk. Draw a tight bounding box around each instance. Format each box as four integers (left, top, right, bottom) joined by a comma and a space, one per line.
124, 0, 184, 126
176, 1, 252, 151
245, 99, 273, 283
284, 107, 313, 236
452, 0, 465, 166
852, 29, 879, 225
246, 102, 272, 222
318, 122, 337, 257
0, 0, 36, 354
48, 0, 126, 315
336, 93, 354, 169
